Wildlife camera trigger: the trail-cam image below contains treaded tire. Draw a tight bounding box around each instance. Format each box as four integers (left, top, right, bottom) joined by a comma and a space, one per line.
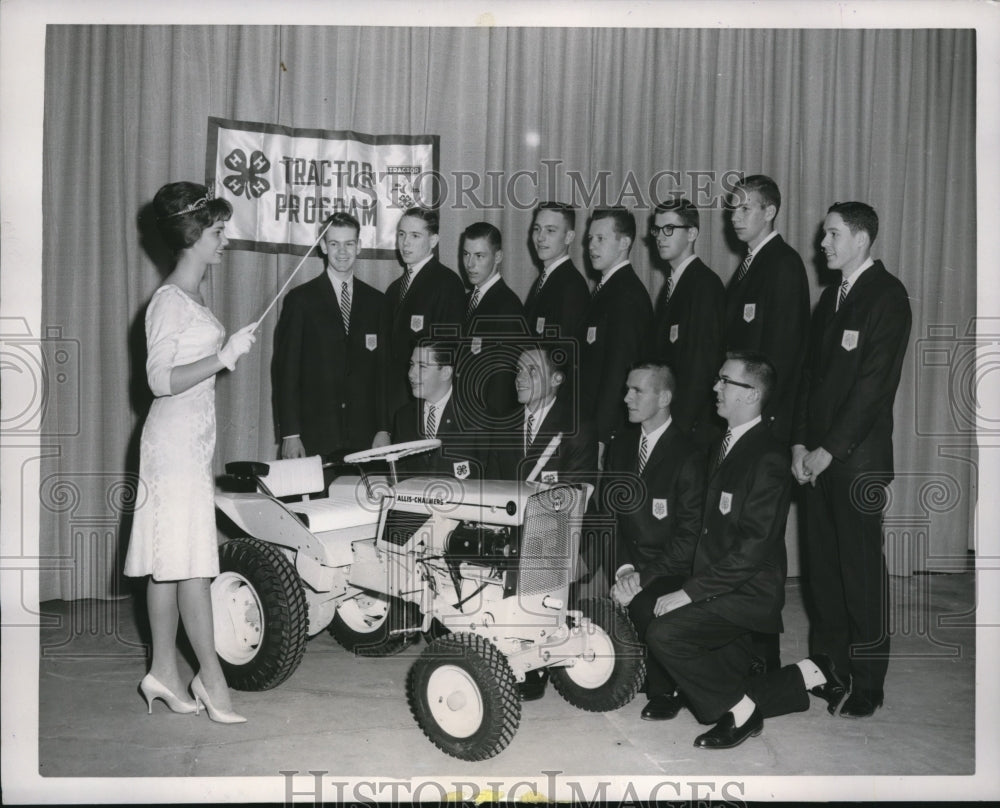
550, 596, 645, 711
212, 538, 308, 691
407, 633, 521, 761
330, 594, 421, 657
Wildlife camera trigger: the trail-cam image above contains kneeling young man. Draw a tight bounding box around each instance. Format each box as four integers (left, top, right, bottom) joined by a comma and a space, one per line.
644, 352, 792, 749
604, 362, 705, 721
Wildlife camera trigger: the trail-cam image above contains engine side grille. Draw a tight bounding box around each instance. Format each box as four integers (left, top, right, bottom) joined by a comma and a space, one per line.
518, 485, 584, 596
382, 509, 430, 547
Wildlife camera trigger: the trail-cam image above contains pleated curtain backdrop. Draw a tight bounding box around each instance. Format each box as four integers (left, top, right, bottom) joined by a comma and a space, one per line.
40, 25, 976, 599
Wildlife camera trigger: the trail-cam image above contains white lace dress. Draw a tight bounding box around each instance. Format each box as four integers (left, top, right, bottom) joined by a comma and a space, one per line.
124, 284, 225, 580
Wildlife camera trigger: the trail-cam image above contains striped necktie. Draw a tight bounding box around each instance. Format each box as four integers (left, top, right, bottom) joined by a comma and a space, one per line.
466, 288, 481, 319
837, 279, 849, 311
399, 268, 414, 304
340, 280, 351, 334
425, 403, 438, 439
716, 429, 733, 469
638, 434, 649, 473
525, 412, 535, 455
664, 272, 674, 303
591, 280, 604, 298
734, 252, 753, 284
536, 269, 550, 292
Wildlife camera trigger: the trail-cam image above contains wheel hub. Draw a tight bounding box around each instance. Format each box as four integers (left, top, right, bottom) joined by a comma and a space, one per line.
563, 626, 615, 688
426, 665, 484, 738
212, 571, 263, 664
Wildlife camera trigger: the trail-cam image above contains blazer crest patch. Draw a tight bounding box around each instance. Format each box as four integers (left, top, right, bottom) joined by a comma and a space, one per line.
365, 333, 377, 351
410, 314, 424, 332
669, 324, 679, 343
841, 329, 859, 351
453, 461, 470, 480
719, 491, 733, 515
652, 498, 668, 520
470, 336, 483, 355
743, 303, 756, 323
586, 326, 597, 344
535, 316, 546, 334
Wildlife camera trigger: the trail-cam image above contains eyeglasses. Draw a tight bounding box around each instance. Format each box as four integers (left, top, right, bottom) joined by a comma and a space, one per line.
650, 224, 692, 238
715, 375, 756, 390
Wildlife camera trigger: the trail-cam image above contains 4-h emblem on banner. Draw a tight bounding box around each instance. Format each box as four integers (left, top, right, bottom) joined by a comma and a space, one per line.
206, 117, 439, 259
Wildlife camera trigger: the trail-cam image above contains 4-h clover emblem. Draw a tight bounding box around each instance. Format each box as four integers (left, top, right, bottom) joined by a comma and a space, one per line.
222, 149, 271, 199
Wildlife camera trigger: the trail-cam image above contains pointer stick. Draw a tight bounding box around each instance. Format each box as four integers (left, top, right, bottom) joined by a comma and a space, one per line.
526, 432, 563, 483
251, 218, 334, 332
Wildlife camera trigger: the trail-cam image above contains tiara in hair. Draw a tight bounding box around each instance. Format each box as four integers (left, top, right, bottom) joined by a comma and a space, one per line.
161, 195, 209, 219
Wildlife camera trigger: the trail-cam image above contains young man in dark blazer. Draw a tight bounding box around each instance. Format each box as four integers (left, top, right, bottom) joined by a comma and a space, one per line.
272, 211, 385, 458
457, 221, 526, 429
792, 201, 912, 718
651, 198, 726, 450
725, 175, 809, 673
488, 345, 597, 485
391, 341, 485, 479
644, 352, 792, 750
488, 343, 597, 701
724, 175, 810, 444
581, 208, 654, 469
524, 202, 590, 341
604, 362, 705, 721
376, 207, 466, 446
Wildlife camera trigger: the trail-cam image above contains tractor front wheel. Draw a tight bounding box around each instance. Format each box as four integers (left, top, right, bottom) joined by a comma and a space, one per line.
407, 633, 520, 761
550, 596, 645, 711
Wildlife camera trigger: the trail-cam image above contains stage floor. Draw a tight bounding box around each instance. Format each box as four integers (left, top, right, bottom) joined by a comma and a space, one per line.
33, 572, 976, 797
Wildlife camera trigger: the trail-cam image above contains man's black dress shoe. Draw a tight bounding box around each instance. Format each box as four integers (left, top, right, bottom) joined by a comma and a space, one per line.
807, 653, 850, 715
518, 669, 548, 701
840, 687, 883, 718
694, 708, 763, 749
640, 693, 682, 721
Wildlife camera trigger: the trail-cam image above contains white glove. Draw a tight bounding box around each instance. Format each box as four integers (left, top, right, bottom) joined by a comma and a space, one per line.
218, 324, 257, 370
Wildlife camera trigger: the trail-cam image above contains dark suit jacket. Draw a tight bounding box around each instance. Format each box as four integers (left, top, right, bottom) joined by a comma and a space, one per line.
792, 261, 911, 478
523, 258, 590, 341
272, 272, 384, 455
580, 264, 654, 444
603, 422, 705, 587
724, 234, 810, 442
488, 391, 597, 485
683, 421, 791, 634
456, 278, 527, 426
654, 257, 726, 439
391, 393, 487, 478
382, 258, 466, 431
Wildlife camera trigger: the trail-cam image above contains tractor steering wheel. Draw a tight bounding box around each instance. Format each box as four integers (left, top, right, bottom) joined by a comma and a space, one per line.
344, 438, 442, 465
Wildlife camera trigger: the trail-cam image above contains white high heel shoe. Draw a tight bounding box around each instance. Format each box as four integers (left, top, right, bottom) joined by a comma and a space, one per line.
190, 674, 246, 724
139, 673, 198, 714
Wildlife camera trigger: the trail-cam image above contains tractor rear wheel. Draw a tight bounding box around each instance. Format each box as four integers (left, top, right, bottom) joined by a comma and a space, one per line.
550, 596, 645, 711
407, 633, 520, 760
212, 538, 308, 691
330, 593, 420, 657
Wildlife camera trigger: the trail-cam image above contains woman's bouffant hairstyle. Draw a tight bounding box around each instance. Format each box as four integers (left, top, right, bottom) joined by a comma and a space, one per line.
153, 181, 233, 253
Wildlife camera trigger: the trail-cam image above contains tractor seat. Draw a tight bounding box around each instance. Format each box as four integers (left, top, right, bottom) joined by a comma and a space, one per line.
289, 475, 387, 533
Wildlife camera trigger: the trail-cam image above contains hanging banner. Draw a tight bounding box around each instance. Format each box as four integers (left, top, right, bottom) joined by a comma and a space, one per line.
205, 117, 439, 259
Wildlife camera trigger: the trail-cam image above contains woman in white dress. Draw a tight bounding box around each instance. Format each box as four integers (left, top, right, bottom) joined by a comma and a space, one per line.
124, 181, 256, 723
